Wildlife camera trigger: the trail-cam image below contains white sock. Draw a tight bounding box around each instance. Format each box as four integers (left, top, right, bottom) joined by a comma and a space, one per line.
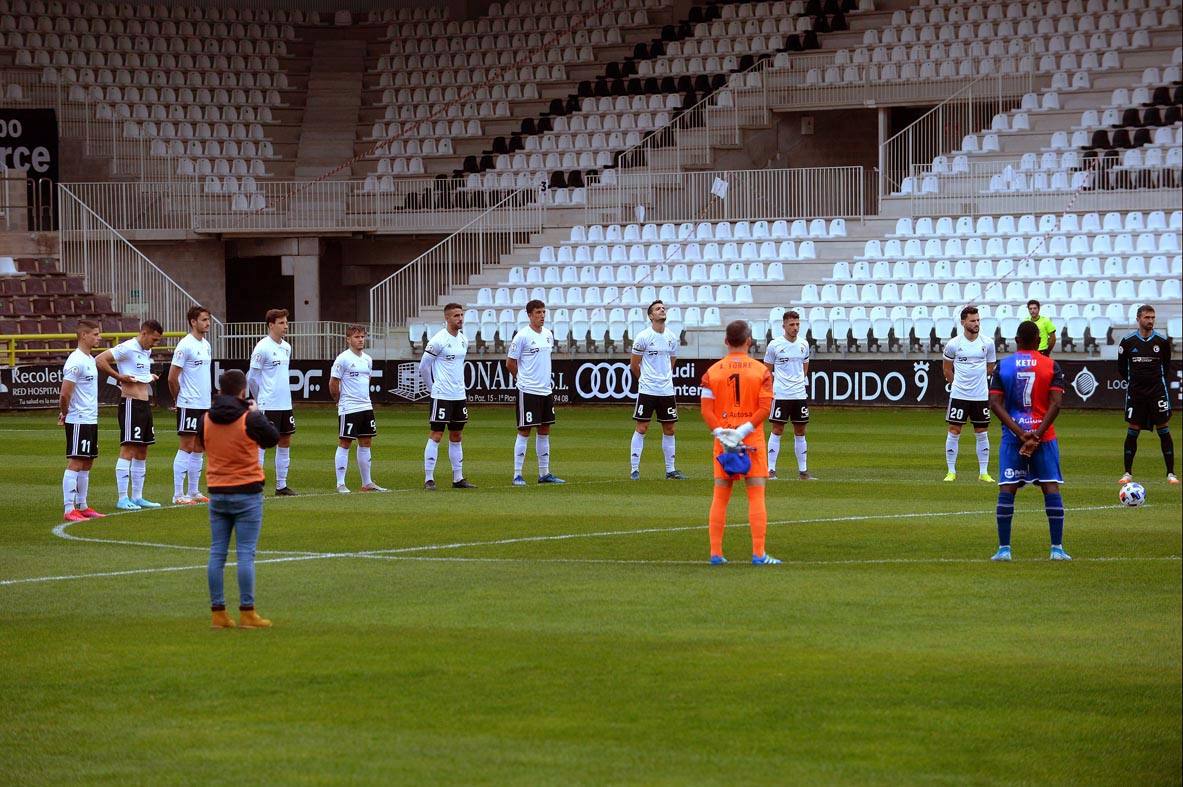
794, 435, 807, 472
630, 430, 645, 472
975, 431, 991, 475
661, 433, 676, 473
275, 446, 290, 489
77, 470, 90, 509
258, 447, 265, 468
335, 445, 349, 486
63, 469, 78, 514
424, 438, 439, 481
767, 433, 781, 472
945, 432, 959, 474
513, 434, 528, 476
116, 457, 131, 498
448, 440, 464, 482
130, 458, 146, 499
188, 452, 203, 496
173, 450, 190, 498
357, 446, 372, 486
536, 434, 550, 476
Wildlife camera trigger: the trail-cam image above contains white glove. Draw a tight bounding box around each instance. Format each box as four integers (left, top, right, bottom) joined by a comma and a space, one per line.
735, 422, 755, 439
716, 428, 745, 452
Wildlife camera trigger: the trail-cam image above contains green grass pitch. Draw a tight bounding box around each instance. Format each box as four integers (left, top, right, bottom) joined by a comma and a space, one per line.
1, 404, 1179, 784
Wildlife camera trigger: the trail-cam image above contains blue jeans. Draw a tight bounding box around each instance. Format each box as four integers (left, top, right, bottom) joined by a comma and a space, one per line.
208, 492, 263, 609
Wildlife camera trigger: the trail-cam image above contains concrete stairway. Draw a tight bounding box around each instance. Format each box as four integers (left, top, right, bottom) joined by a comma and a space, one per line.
295, 36, 366, 180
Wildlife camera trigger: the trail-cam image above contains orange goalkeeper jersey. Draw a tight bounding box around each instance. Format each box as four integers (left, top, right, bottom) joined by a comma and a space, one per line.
700, 351, 774, 429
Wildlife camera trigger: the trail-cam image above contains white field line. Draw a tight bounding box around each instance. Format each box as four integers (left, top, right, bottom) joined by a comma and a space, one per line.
2, 503, 1172, 587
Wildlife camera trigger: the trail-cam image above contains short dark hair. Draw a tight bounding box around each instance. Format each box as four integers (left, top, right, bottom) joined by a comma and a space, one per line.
76, 319, 100, 334
1136, 304, 1155, 318
724, 319, 751, 348
265, 308, 289, 325
525, 299, 545, 314
784, 310, 800, 321
345, 324, 366, 336
444, 302, 464, 314
141, 319, 163, 335
1016, 319, 1040, 350
960, 305, 979, 321
186, 305, 209, 326
1027, 299, 1041, 309
647, 299, 664, 317
219, 368, 247, 397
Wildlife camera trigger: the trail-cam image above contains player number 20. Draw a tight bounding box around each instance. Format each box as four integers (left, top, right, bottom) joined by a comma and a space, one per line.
949, 407, 964, 421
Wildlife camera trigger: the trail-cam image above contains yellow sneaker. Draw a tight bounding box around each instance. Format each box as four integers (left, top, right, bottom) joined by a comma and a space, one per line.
979, 472, 996, 483
943, 471, 957, 482
210, 610, 236, 629
238, 609, 272, 629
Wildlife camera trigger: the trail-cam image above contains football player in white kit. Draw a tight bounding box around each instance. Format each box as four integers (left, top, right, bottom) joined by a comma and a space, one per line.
942, 305, 997, 482
96, 319, 164, 510
763, 310, 815, 480
418, 303, 477, 490
59, 319, 106, 522
628, 300, 685, 480
330, 325, 387, 494
168, 305, 212, 504
248, 308, 298, 496
506, 299, 564, 486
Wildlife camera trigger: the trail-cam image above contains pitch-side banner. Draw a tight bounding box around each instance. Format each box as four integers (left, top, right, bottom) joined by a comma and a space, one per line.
2, 359, 1178, 410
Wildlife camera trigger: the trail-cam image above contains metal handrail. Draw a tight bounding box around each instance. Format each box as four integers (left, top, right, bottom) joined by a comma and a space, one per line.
0, 331, 186, 366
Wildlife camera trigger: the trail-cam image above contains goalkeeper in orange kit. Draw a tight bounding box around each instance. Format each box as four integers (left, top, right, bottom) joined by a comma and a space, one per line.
699, 320, 781, 565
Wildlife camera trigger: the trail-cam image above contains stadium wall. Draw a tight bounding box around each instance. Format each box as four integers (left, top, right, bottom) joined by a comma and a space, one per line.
3, 358, 1176, 412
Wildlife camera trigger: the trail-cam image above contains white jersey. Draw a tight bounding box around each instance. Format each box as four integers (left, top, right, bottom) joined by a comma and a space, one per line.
631, 326, 678, 396
943, 333, 996, 401
249, 336, 293, 410
62, 348, 99, 424
331, 349, 374, 415
170, 333, 212, 409
507, 325, 554, 395
422, 327, 469, 401
764, 336, 810, 399
110, 337, 153, 387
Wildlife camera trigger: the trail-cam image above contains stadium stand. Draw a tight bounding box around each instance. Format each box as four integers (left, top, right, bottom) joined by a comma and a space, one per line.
0, 0, 1180, 361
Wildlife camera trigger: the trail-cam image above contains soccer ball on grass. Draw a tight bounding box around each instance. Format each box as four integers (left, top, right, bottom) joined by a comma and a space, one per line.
1118, 482, 1146, 507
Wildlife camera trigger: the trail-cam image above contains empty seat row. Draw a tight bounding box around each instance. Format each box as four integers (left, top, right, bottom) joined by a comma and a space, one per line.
832, 254, 1182, 281
863, 232, 1180, 259
477, 283, 754, 308
570, 219, 845, 243
803, 277, 1182, 305
896, 0, 1173, 26
508, 261, 785, 286
894, 210, 1183, 237
541, 241, 817, 264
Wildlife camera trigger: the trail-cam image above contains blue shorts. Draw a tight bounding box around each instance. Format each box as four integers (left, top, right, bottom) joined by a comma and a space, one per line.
999, 437, 1063, 486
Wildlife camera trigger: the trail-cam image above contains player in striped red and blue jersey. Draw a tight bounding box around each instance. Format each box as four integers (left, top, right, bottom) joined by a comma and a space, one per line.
987, 321, 1071, 562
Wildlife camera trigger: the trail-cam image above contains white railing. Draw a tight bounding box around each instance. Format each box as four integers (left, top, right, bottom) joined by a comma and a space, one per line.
62, 178, 548, 234
586, 166, 872, 225
57, 184, 223, 336
369, 188, 543, 330
905, 158, 1183, 216
216, 320, 370, 360
880, 72, 1033, 199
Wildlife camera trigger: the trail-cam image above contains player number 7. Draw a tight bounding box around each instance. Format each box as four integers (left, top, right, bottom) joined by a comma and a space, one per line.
1016, 371, 1035, 408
